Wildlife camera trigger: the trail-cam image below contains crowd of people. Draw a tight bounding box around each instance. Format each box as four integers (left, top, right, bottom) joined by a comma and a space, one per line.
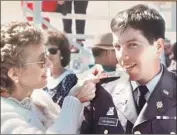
1, 3, 176, 134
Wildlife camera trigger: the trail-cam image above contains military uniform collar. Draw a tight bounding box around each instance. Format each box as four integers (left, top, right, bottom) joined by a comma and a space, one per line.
133, 66, 176, 128
131, 64, 163, 93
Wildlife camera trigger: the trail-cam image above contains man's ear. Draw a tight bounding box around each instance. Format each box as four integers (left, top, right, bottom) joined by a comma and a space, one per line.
154, 38, 164, 56
7, 68, 20, 84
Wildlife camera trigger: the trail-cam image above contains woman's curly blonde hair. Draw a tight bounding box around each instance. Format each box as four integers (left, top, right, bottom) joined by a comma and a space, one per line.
1, 21, 45, 94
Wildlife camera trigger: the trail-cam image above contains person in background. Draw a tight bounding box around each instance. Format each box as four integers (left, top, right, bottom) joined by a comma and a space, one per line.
44, 30, 78, 107
0, 21, 99, 134
87, 33, 118, 72
164, 38, 173, 67
168, 42, 176, 73
56, 1, 88, 53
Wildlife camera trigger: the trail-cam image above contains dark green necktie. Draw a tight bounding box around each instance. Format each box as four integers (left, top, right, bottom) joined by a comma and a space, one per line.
137, 86, 148, 114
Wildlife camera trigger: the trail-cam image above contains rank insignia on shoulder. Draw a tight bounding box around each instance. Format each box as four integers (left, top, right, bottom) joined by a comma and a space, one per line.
163, 89, 169, 95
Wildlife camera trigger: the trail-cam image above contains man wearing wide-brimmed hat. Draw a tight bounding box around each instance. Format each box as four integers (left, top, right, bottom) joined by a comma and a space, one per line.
86, 33, 118, 72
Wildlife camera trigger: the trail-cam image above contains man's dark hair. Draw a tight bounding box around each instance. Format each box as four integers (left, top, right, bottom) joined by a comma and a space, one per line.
111, 4, 165, 44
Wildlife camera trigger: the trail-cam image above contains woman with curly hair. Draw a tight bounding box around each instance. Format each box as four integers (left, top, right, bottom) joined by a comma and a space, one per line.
0, 21, 98, 134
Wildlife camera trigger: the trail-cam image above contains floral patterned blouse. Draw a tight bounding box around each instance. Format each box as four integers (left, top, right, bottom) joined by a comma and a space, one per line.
44, 70, 78, 107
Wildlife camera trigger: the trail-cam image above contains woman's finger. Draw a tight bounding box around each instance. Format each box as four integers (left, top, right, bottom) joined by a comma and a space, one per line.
79, 93, 96, 103
76, 84, 96, 99
91, 64, 104, 76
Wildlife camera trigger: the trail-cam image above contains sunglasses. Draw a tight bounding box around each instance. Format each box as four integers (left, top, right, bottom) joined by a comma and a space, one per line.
48, 47, 59, 55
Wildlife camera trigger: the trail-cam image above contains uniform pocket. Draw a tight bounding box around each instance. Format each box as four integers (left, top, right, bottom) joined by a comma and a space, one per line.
152, 119, 176, 134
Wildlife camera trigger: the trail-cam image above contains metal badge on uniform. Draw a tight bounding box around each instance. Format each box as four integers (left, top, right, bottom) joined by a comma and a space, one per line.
156, 101, 163, 109
106, 107, 114, 116
98, 117, 118, 127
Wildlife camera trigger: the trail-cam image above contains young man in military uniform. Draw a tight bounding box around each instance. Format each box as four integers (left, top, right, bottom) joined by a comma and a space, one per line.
80, 4, 176, 134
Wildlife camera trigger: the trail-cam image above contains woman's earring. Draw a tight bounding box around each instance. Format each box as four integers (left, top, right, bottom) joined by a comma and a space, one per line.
60, 56, 63, 60
15, 79, 19, 83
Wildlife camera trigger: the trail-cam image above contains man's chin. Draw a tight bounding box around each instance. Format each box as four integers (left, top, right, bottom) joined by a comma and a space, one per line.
129, 74, 138, 81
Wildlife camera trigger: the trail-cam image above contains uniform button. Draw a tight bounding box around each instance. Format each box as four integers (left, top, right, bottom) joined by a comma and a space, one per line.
170, 132, 176, 134
104, 129, 108, 134
134, 131, 141, 134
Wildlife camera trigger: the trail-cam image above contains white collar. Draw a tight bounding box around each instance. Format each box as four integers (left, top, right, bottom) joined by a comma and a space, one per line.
47, 70, 73, 89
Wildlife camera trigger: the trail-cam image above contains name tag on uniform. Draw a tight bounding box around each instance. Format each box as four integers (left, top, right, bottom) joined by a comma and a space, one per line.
98, 117, 118, 127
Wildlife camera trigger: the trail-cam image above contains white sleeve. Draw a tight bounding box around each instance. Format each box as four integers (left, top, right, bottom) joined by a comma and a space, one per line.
46, 96, 82, 134
1, 110, 43, 134
1, 96, 82, 134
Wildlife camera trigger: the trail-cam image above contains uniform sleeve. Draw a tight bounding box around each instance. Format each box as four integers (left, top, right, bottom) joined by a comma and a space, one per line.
1, 96, 82, 134
80, 104, 94, 134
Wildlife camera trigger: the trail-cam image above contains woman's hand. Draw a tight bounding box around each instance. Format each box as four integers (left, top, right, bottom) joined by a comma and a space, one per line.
74, 80, 97, 103
71, 64, 108, 103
